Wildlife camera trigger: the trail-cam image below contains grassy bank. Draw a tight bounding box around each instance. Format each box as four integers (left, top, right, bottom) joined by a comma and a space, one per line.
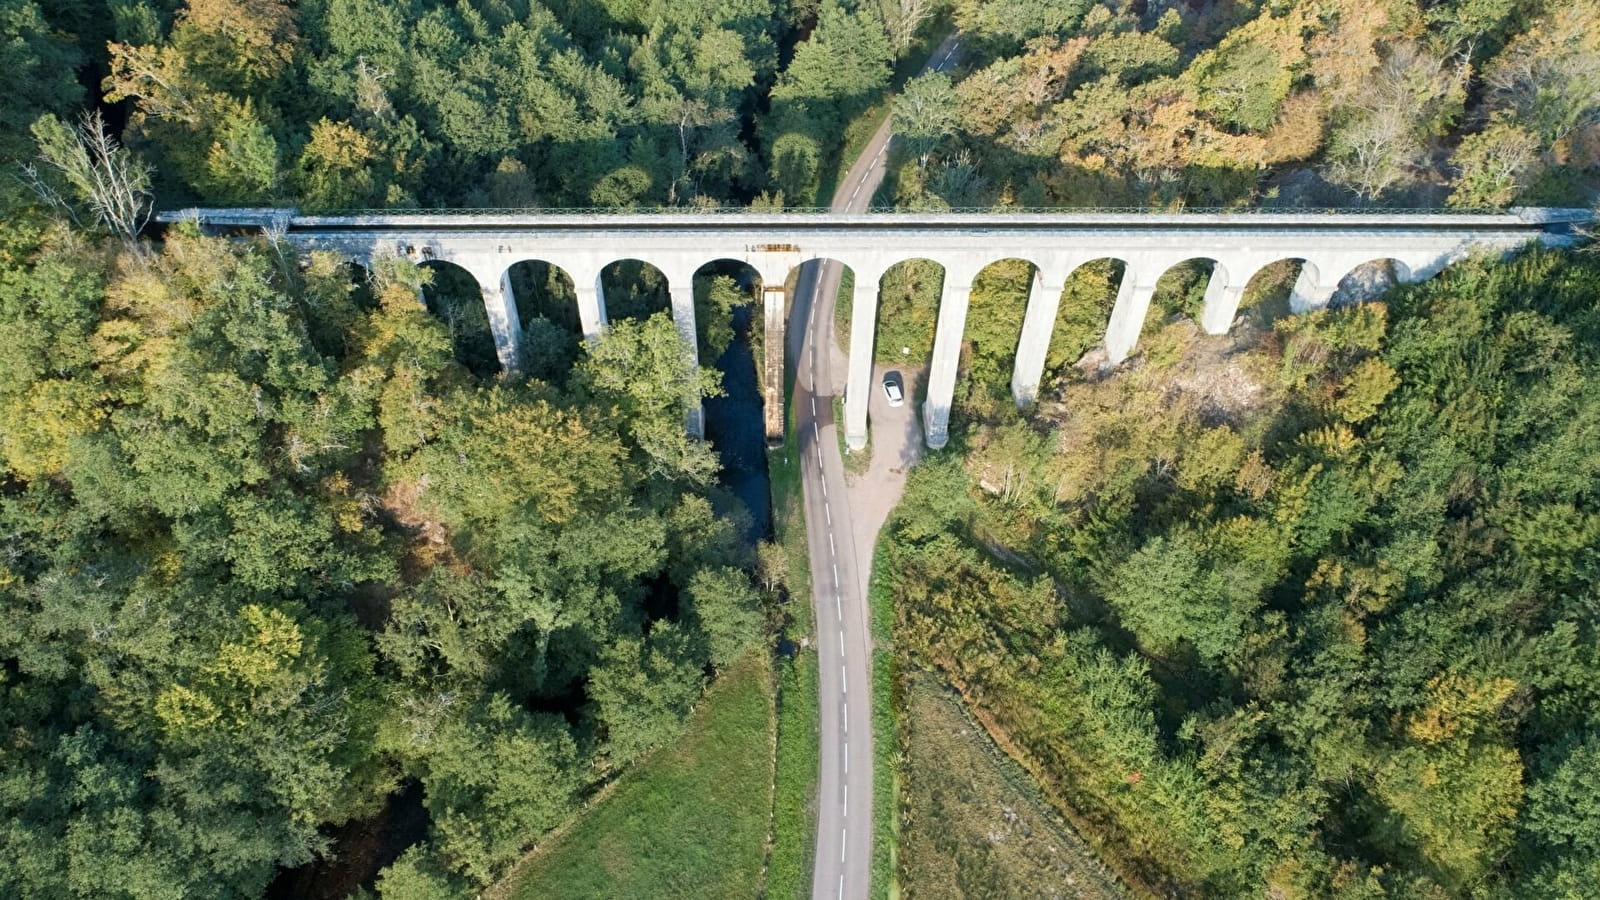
495, 652, 774, 899
768, 651, 821, 898
764, 386, 821, 899
867, 545, 901, 900
898, 673, 1126, 899
833, 266, 856, 352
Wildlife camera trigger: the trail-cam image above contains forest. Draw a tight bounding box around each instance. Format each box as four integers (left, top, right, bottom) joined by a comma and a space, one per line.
7, 0, 1596, 215
2, 0, 1599, 896
0, 203, 779, 895
884, 245, 1600, 896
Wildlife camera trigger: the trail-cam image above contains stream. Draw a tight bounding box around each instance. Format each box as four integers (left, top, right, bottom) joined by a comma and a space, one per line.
702, 300, 774, 545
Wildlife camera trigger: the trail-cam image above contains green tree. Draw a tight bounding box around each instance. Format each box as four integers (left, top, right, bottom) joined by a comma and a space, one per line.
419, 694, 582, 884
1447, 119, 1540, 208
295, 118, 377, 210
1105, 533, 1265, 663
686, 565, 762, 667
574, 312, 722, 484
590, 622, 707, 766
953, 0, 1090, 44
1524, 733, 1600, 858
894, 72, 958, 169
1483, 4, 1600, 144
0, 0, 84, 160
198, 100, 283, 203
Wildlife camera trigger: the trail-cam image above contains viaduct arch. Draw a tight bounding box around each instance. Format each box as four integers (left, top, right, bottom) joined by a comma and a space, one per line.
163, 208, 1587, 449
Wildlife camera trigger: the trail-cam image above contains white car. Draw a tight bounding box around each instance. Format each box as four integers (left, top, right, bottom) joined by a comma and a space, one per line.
882, 371, 904, 407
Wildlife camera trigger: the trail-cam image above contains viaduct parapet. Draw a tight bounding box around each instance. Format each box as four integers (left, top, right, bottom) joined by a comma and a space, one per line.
160, 208, 1588, 449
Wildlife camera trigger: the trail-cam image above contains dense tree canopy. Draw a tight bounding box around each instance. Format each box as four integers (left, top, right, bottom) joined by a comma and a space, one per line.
2, 0, 1597, 896
885, 246, 1600, 895
894, 0, 1598, 210
0, 216, 764, 896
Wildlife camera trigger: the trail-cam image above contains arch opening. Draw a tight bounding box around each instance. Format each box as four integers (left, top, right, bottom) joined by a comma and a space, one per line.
506, 260, 581, 384
874, 257, 945, 370
962, 257, 1036, 419
693, 258, 768, 544
418, 259, 501, 378
601, 259, 672, 324
1045, 258, 1126, 384
795, 257, 859, 393
1237, 258, 1317, 328
1331, 259, 1411, 307
803, 258, 858, 360
299, 255, 379, 362
692, 259, 763, 361
1149, 258, 1223, 324
789, 257, 861, 373
1138, 257, 1224, 366
869, 257, 946, 449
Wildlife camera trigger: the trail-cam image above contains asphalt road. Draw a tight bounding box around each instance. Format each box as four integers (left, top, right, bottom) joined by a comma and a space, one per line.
793, 34, 962, 900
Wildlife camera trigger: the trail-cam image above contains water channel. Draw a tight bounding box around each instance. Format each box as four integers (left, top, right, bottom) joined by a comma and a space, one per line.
703, 299, 774, 545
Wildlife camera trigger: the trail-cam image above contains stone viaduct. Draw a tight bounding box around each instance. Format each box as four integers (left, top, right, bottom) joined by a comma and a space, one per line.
164, 208, 1587, 449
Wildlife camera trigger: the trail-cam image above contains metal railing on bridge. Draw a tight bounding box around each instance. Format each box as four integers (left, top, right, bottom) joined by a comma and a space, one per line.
293, 204, 1528, 217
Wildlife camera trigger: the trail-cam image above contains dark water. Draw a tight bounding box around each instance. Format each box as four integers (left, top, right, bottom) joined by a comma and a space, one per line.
266, 781, 428, 900
703, 303, 773, 545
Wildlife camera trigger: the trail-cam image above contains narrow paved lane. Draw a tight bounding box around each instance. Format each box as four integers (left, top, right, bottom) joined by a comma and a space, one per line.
793, 34, 961, 900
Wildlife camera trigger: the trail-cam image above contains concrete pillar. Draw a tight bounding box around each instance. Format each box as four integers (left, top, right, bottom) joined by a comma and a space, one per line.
573, 269, 608, 341
760, 267, 788, 446
844, 265, 883, 451
480, 269, 523, 374
1103, 266, 1157, 366
663, 265, 705, 439
1199, 266, 1245, 335
923, 272, 974, 449
1289, 262, 1335, 313
1010, 262, 1071, 408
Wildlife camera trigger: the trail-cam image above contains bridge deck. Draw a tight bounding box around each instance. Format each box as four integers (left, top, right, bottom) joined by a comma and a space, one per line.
160, 207, 1592, 234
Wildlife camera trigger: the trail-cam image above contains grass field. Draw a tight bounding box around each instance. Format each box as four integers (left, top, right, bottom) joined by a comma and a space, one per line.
496, 652, 774, 900
897, 673, 1126, 900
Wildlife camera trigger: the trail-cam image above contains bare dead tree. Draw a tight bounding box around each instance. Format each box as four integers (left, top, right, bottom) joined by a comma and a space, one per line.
1325, 44, 1467, 200
16, 160, 81, 228
881, 0, 934, 56
23, 110, 154, 252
